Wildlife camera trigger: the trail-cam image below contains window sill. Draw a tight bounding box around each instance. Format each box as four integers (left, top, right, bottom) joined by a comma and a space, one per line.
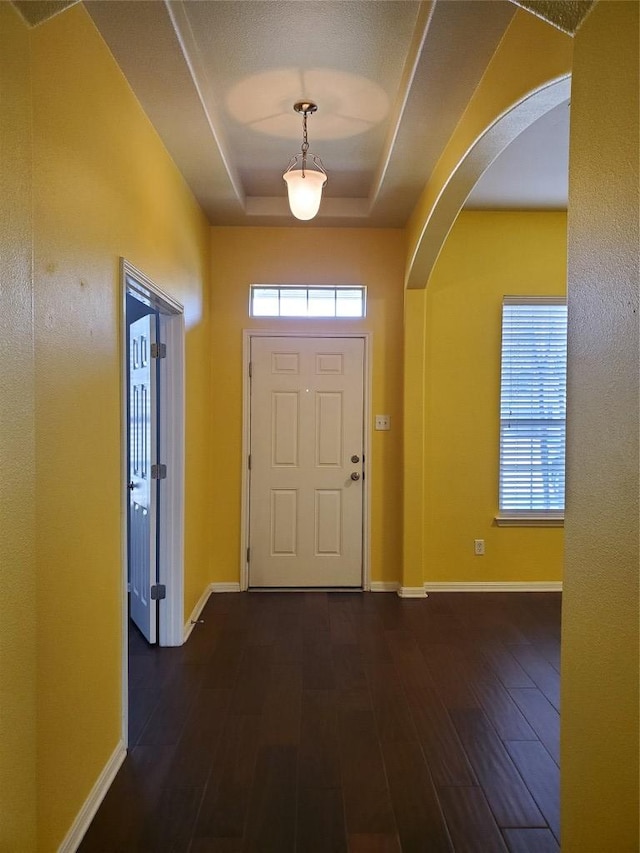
495, 513, 564, 528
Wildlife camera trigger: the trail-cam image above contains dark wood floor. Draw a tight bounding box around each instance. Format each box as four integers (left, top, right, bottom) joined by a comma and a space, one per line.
79, 591, 561, 852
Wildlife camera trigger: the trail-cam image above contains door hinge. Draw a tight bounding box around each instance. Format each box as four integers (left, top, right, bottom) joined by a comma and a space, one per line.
151, 463, 167, 480
248, 454, 252, 470
246, 547, 250, 563
150, 584, 166, 601
249, 361, 253, 378
151, 342, 167, 359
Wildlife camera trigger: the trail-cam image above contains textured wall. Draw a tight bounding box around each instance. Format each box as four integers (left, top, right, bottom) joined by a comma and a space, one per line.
563, 1, 639, 849
209, 226, 405, 587
510, 0, 594, 34
31, 5, 212, 848
0, 5, 37, 850
401, 11, 573, 586
424, 212, 566, 583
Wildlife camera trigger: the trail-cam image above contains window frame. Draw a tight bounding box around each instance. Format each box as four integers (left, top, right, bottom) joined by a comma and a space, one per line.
249, 285, 367, 319
495, 295, 567, 528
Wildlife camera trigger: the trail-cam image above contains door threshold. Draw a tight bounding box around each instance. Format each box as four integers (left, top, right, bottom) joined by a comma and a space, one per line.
248, 586, 364, 593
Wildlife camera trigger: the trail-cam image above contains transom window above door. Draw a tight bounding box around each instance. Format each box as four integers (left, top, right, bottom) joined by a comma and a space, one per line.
250, 285, 366, 318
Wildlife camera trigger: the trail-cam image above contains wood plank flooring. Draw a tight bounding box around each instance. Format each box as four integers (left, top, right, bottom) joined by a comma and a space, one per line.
79, 591, 561, 852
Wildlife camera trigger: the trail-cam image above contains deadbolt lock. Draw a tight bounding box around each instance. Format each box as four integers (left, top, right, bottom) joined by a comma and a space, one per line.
351, 454, 360, 463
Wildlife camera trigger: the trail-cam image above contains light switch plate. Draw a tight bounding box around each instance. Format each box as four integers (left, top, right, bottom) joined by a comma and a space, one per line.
375, 414, 390, 431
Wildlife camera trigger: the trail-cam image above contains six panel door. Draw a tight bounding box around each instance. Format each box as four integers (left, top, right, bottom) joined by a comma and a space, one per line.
249, 336, 365, 587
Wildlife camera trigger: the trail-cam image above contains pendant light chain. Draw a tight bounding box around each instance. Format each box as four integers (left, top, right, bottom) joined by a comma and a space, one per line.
301, 109, 309, 176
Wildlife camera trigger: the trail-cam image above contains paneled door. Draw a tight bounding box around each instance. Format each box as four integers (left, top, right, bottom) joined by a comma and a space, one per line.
129, 315, 158, 642
249, 336, 365, 587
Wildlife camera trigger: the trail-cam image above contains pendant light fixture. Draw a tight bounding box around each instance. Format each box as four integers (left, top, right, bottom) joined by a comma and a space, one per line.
283, 101, 327, 221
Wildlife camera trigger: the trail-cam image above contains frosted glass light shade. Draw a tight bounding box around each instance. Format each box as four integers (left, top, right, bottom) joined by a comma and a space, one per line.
283, 169, 326, 220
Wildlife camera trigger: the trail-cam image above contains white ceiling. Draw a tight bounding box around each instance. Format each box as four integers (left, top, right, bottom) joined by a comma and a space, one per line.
85, 0, 569, 227
466, 99, 570, 210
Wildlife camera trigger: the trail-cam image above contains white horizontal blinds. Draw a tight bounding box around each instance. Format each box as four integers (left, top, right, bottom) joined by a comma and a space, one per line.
499, 297, 568, 511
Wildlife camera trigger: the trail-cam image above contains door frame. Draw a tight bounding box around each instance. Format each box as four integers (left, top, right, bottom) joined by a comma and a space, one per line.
120, 259, 186, 743
240, 330, 372, 592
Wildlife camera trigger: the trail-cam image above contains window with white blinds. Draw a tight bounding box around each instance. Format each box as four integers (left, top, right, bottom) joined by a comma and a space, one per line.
499, 297, 568, 514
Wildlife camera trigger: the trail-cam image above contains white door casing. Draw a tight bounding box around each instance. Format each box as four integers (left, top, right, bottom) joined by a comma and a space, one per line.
129, 314, 158, 642
121, 259, 186, 748
248, 336, 366, 588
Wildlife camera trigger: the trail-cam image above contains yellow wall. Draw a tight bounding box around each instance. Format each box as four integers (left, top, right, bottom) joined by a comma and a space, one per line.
402, 288, 428, 589
0, 5, 37, 849
424, 211, 566, 583
401, 13, 572, 586
30, 6, 212, 849
209, 227, 405, 587
563, 1, 639, 849
1, 0, 634, 848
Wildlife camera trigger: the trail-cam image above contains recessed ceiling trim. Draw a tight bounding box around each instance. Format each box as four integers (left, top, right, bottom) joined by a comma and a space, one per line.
367, 1, 435, 212
366, 0, 517, 227
245, 196, 370, 221
85, 0, 245, 222
85, 1, 569, 229
166, 0, 245, 208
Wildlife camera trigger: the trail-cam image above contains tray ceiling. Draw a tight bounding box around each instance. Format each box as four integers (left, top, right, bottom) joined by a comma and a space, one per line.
82, 0, 570, 226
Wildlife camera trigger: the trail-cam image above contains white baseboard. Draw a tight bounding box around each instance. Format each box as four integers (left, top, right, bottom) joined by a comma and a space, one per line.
58, 740, 126, 853
211, 582, 241, 593
398, 586, 429, 598
183, 582, 242, 642
370, 581, 400, 593
424, 581, 563, 593
356, 580, 562, 596
183, 584, 214, 642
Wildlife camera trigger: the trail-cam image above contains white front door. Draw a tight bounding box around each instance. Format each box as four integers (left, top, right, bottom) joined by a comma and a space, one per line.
249, 336, 365, 588
129, 315, 158, 642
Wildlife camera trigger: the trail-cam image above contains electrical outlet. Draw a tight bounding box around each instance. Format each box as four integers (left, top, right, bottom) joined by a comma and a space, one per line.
375, 414, 391, 431
474, 539, 485, 556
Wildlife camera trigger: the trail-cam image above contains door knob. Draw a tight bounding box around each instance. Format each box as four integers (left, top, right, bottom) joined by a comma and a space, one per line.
128, 481, 135, 491
350, 472, 360, 481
